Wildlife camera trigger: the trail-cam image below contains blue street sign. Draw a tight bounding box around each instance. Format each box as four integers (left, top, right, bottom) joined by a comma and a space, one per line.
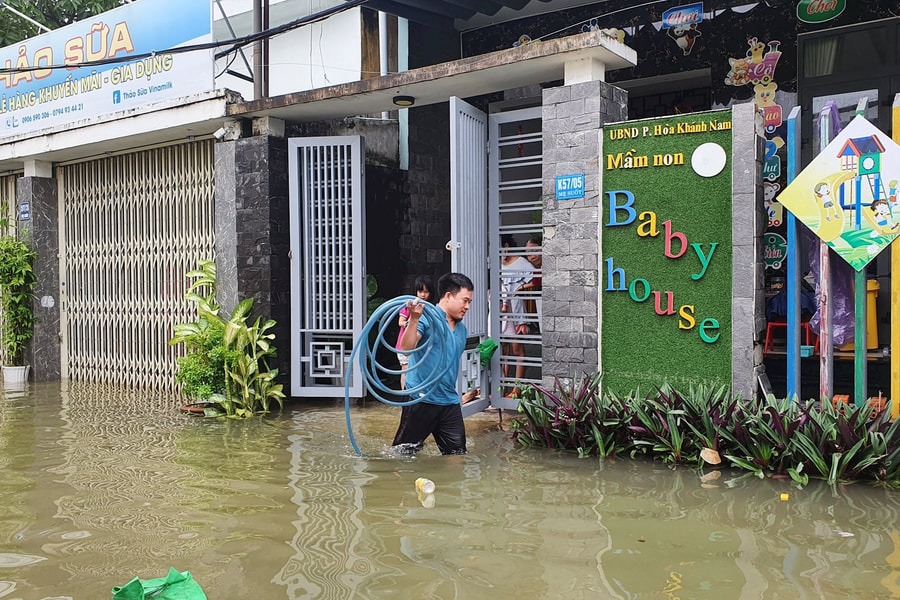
555, 174, 585, 200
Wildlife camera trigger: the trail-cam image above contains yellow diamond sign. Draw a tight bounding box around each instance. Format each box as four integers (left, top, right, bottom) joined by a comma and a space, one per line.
777, 115, 900, 271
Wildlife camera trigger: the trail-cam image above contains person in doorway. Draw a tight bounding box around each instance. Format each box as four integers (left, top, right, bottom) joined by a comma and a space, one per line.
391, 272, 474, 455
499, 234, 534, 399
395, 275, 434, 389
520, 236, 542, 332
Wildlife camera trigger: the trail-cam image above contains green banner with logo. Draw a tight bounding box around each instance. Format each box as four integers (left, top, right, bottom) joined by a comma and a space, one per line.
601, 110, 733, 393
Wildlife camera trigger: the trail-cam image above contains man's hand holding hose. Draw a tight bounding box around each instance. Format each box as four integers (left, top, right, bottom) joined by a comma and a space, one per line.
399, 297, 425, 352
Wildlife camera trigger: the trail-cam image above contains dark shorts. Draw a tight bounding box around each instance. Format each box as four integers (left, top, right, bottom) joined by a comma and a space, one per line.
392, 402, 467, 455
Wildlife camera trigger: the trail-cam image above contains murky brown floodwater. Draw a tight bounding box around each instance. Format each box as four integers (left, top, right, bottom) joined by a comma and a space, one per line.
0, 382, 899, 599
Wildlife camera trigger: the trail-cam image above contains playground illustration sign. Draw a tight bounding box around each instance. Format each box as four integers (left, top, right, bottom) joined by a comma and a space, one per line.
777, 115, 900, 271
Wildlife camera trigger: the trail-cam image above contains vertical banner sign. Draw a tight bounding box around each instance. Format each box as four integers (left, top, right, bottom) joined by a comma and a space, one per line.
0, 0, 213, 137
602, 110, 733, 392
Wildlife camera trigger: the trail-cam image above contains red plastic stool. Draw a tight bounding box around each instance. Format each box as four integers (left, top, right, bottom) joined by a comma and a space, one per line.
764, 319, 816, 354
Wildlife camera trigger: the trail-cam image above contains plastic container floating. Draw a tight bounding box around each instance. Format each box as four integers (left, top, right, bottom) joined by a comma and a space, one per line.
415, 478, 435, 494
800, 345, 814, 358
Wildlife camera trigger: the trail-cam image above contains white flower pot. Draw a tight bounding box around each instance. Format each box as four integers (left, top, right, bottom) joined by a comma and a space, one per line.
2, 365, 30, 387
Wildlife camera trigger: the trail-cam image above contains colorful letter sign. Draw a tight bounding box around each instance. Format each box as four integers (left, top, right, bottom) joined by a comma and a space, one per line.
601, 110, 733, 392
776, 115, 900, 271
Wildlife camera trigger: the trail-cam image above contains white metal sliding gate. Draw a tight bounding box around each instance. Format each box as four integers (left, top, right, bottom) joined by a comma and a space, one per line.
288, 136, 366, 398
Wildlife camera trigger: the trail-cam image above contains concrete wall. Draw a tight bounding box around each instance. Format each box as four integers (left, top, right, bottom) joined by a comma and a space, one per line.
403, 102, 452, 286
730, 101, 766, 398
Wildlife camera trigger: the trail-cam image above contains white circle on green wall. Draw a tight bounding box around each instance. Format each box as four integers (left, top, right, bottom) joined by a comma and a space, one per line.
691, 142, 727, 177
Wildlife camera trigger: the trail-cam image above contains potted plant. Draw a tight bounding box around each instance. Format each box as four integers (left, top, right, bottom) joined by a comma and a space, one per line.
0, 234, 36, 383
170, 259, 285, 417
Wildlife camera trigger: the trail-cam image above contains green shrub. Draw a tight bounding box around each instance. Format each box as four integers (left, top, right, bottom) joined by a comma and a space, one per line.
513, 375, 900, 486
170, 260, 284, 418
173, 318, 236, 399
0, 235, 36, 366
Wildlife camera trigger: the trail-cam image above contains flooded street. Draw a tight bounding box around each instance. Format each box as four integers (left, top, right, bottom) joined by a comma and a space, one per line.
0, 382, 898, 599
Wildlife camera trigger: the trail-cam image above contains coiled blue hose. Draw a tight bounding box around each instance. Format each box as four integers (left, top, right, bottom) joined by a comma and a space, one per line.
344, 295, 452, 456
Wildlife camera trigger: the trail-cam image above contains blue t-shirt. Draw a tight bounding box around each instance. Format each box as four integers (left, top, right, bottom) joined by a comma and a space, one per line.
405, 308, 467, 406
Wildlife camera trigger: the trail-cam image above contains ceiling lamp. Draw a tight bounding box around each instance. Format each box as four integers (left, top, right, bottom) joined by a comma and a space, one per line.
392, 95, 415, 107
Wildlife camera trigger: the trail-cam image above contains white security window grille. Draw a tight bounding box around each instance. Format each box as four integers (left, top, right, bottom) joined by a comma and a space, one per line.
289, 136, 366, 398
58, 141, 215, 390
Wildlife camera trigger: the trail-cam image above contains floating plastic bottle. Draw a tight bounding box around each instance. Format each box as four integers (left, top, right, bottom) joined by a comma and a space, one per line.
415, 477, 435, 494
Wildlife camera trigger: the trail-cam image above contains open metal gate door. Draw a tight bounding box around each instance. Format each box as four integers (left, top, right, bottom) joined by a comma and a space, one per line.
489, 107, 544, 410
449, 97, 491, 416
288, 136, 366, 398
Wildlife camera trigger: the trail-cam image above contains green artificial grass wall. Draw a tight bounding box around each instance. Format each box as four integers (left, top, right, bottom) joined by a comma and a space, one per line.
601, 109, 733, 393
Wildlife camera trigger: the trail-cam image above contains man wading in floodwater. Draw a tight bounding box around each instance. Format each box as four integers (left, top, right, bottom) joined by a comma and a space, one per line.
391, 272, 474, 455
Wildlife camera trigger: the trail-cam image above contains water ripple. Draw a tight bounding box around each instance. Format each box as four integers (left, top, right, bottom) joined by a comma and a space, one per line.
0, 553, 46, 567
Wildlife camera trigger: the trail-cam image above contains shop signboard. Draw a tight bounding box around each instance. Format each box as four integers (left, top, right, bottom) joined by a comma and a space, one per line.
796, 0, 846, 24
0, 0, 213, 138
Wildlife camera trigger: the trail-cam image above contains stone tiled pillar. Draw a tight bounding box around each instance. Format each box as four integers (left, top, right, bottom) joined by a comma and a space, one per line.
214, 135, 291, 380
17, 175, 61, 381
730, 101, 765, 398
540, 80, 627, 384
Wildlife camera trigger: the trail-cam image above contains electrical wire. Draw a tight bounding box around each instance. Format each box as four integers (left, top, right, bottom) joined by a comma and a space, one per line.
344, 295, 452, 456
0, 0, 368, 76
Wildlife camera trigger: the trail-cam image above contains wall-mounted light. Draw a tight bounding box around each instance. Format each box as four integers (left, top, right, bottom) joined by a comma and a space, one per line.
392, 95, 415, 107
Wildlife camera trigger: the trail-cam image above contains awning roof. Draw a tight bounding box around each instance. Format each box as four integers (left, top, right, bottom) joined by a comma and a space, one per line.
0, 29, 635, 172
358, 0, 560, 29
228, 29, 636, 122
